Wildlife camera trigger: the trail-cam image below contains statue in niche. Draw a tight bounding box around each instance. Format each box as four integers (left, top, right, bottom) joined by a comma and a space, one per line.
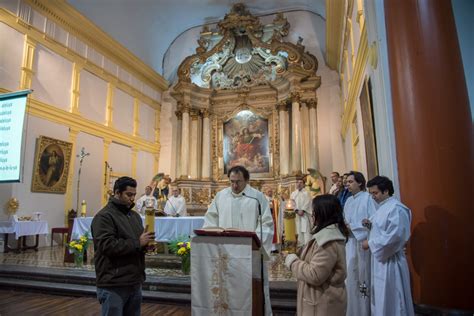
150, 173, 172, 201
305, 168, 326, 198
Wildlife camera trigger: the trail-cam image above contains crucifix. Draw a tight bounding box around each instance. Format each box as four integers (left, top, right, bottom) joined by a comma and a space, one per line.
76, 147, 90, 212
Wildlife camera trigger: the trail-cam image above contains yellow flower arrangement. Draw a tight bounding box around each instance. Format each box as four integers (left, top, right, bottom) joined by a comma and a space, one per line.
169, 237, 191, 274
67, 232, 91, 267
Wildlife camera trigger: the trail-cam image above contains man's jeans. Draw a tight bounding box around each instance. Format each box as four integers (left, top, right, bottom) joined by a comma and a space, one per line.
97, 284, 142, 316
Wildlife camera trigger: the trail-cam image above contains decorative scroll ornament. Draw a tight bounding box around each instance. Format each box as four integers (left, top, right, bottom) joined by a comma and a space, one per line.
177, 3, 318, 90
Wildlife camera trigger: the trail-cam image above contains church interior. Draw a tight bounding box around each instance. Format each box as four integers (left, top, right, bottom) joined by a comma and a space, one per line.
0, 0, 473, 315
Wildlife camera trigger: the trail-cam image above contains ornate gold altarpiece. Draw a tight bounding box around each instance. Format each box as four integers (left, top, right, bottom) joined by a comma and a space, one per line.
170, 4, 321, 214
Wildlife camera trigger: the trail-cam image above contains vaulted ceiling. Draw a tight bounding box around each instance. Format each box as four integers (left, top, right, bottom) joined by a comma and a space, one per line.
67, 0, 326, 79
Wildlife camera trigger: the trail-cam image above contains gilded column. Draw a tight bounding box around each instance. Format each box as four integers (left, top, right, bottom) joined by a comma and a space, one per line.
290, 92, 302, 174
64, 127, 80, 223
278, 101, 289, 176
70, 62, 83, 114
307, 98, 319, 169
189, 110, 199, 178
300, 101, 310, 171
201, 109, 211, 179
175, 110, 183, 179
20, 35, 36, 90
180, 105, 190, 178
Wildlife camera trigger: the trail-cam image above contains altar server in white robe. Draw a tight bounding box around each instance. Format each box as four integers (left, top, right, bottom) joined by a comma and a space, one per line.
362, 176, 414, 316
290, 177, 313, 247
203, 165, 274, 315
164, 187, 187, 217
343, 171, 376, 316
135, 185, 157, 215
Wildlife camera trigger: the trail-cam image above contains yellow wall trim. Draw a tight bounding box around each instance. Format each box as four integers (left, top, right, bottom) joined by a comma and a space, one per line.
0, 88, 160, 153
341, 23, 368, 138
326, 0, 345, 70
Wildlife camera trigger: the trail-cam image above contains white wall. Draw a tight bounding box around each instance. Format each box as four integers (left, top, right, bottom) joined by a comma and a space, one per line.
11, 115, 69, 245
0, 22, 22, 91
79, 70, 107, 124
31, 44, 72, 110
0, 19, 161, 247
158, 92, 176, 177
71, 132, 104, 214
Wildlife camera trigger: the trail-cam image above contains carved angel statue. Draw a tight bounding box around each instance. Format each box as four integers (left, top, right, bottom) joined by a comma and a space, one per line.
150, 173, 172, 201
305, 168, 326, 198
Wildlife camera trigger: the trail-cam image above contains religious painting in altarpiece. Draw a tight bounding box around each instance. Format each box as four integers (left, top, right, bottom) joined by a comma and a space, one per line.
223, 109, 270, 174
31, 135, 72, 194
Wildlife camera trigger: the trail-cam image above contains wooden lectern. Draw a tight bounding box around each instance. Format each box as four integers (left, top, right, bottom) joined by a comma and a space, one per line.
191, 229, 264, 316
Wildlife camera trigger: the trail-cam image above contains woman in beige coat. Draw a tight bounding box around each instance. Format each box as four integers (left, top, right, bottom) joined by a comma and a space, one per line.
285, 194, 349, 316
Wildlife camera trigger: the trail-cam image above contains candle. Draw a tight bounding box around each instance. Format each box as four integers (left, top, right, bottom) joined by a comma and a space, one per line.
80, 200, 87, 217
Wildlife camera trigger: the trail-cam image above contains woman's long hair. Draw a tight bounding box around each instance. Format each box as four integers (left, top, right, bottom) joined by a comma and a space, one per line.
310, 194, 349, 241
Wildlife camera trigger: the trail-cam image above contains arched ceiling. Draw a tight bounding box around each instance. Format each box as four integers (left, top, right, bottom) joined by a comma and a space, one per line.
67, 0, 326, 78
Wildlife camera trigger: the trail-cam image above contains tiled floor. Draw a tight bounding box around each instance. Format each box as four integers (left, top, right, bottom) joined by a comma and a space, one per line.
0, 245, 295, 282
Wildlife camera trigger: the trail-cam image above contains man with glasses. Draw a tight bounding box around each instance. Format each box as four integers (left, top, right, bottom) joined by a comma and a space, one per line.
203, 165, 274, 315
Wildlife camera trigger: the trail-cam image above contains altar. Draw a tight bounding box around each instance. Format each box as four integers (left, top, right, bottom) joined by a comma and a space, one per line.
72, 216, 205, 242
0, 219, 49, 252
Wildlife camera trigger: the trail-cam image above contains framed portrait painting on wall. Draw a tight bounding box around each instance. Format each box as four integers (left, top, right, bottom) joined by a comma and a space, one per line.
31, 135, 73, 194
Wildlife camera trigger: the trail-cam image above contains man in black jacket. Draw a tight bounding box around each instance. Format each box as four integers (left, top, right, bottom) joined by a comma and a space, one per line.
92, 176, 155, 316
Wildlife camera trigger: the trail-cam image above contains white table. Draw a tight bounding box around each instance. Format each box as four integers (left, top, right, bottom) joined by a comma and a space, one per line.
72, 216, 205, 242
0, 220, 49, 252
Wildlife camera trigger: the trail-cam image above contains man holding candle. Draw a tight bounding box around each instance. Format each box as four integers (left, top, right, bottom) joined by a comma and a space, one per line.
92, 176, 155, 316
290, 177, 313, 247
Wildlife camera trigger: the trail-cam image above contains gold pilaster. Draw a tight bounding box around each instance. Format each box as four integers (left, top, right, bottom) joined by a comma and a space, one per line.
20, 35, 36, 90
70, 62, 83, 114
105, 82, 115, 127
154, 106, 161, 144
64, 127, 80, 222
133, 98, 140, 137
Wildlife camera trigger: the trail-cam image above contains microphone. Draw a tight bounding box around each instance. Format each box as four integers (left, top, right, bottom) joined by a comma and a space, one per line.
241, 192, 265, 316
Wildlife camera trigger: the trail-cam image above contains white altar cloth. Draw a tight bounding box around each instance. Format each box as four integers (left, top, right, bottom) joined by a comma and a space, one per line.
72, 216, 205, 242
0, 220, 48, 239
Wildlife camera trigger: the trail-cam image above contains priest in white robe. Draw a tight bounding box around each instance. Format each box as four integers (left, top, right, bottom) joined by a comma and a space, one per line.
362, 176, 414, 316
135, 185, 157, 215
164, 187, 187, 217
203, 165, 274, 316
290, 177, 313, 247
343, 171, 376, 316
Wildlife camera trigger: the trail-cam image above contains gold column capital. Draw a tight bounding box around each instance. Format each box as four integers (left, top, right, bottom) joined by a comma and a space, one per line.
190, 110, 200, 120
305, 98, 318, 109
201, 109, 211, 118
290, 91, 301, 103
277, 100, 288, 112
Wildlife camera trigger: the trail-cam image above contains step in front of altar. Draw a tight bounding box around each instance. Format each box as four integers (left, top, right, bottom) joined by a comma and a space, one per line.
0, 264, 296, 313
